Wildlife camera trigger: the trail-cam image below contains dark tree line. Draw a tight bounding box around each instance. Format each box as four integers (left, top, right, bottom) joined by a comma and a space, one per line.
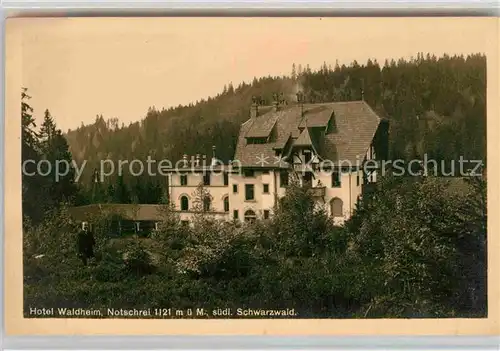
299, 54, 485, 162
64, 53, 485, 206
88, 173, 165, 205
21, 90, 166, 224
22, 89, 78, 226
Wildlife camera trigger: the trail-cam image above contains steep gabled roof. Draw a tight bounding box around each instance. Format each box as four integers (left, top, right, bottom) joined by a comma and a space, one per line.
233, 100, 382, 168
321, 101, 381, 164
294, 127, 314, 147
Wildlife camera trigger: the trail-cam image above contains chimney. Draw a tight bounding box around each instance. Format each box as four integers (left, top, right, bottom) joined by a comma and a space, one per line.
182, 154, 188, 168
296, 91, 304, 117
250, 96, 259, 118
190, 156, 196, 167
202, 154, 207, 168
196, 154, 200, 167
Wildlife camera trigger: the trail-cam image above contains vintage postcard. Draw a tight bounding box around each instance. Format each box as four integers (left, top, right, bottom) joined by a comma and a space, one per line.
4, 17, 499, 335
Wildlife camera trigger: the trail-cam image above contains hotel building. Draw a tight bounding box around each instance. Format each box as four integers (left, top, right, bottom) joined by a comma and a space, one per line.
165, 94, 389, 226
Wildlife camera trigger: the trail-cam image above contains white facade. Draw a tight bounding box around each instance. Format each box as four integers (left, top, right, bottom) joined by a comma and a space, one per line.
163, 100, 386, 226
164, 144, 378, 226
166, 171, 229, 224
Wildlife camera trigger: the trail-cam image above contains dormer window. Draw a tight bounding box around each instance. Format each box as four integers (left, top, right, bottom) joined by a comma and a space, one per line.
247, 137, 267, 145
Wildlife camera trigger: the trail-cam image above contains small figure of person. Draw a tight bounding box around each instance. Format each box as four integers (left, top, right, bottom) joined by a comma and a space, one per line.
77, 222, 95, 266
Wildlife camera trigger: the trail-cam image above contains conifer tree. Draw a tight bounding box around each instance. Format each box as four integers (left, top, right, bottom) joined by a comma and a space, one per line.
132, 178, 144, 204
39, 109, 56, 152
39, 109, 78, 206
91, 169, 106, 203
21, 88, 44, 225
106, 182, 115, 203
114, 175, 131, 203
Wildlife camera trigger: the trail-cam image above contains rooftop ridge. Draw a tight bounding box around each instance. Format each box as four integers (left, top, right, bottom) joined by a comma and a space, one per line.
240, 100, 371, 124
234, 99, 384, 168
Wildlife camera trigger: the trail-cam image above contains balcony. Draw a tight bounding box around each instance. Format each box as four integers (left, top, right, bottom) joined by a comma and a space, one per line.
308, 186, 326, 197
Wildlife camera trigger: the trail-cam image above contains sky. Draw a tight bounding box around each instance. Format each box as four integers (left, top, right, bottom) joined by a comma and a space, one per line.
14, 17, 494, 132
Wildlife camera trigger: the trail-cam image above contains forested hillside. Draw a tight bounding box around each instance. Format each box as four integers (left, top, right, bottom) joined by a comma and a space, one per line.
64, 53, 485, 204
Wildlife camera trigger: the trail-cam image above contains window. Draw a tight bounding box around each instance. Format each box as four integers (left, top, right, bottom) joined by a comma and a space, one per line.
244, 170, 255, 177
181, 220, 189, 227
331, 171, 341, 187
356, 172, 360, 186
223, 172, 229, 186
247, 137, 267, 144
180, 196, 189, 211
244, 210, 257, 222
330, 198, 343, 217
223, 196, 229, 212
304, 151, 312, 163
233, 184, 238, 193
203, 196, 211, 212
263, 184, 269, 193
233, 210, 239, 220
245, 184, 255, 201
180, 174, 188, 186
263, 210, 270, 219
203, 173, 211, 186
280, 171, 289, 187
262, 170, 270, 174
275, 150, 280, 157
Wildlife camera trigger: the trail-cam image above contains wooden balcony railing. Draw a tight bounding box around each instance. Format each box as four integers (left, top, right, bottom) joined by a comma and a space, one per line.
308, 186, 326, 197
